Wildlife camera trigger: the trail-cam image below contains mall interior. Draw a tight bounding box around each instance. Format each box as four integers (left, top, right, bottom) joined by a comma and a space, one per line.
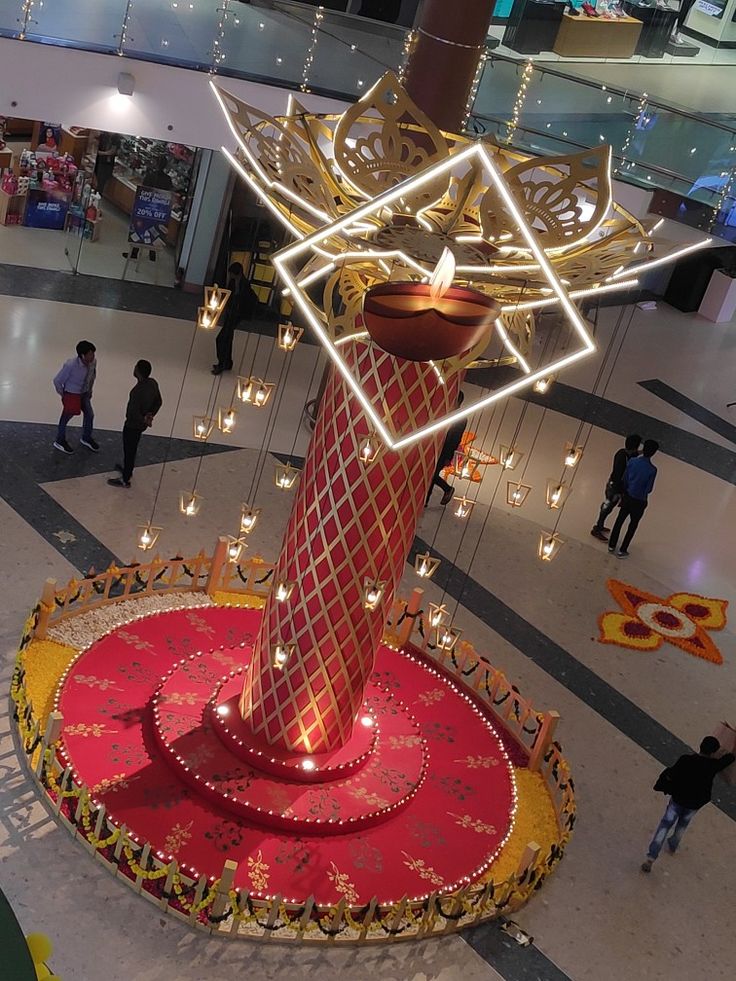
0, 2, 734, 980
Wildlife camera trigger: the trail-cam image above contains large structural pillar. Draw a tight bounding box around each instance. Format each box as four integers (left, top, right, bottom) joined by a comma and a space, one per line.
404, 0, 494, 133
240, 342, 460, 753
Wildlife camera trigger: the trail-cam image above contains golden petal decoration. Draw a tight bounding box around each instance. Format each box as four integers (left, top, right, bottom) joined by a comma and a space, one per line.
667, 593, 728, 631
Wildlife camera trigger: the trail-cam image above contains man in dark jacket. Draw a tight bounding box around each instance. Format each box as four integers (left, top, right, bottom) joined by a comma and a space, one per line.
590, 433, 641, 542
426, 392, 465, 506
212, 262, 256, 375
107, 360, 162, 489
641, 736, 735, 872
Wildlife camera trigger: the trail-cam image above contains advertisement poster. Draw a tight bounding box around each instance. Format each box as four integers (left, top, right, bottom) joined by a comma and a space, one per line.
24, 187, 71, 230
127, 186, 172, 247
36, 122, 62, 156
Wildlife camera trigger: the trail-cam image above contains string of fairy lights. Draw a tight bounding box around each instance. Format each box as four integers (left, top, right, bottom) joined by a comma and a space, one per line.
18, 0, 41, 39
615, 91, 649, 177
504, 58, 534, 146
301, 4, 325, 94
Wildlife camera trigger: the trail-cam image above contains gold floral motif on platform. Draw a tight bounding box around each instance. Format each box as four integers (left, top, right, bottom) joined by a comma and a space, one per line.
248, 849, 271, 892
164, 819, 193, 854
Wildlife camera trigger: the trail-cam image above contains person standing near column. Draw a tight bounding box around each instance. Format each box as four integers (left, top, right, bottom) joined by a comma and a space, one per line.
590, 433, 641, 542
607, 439, 658, 558
52, 340, 98, 454
426, 392, 466, 506
212, 262, 255, 375
107, 360, 162, 489
641, 736, 734, 873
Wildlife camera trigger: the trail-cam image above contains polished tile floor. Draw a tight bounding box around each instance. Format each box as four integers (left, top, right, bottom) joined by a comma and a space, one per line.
0, 274, 735, 981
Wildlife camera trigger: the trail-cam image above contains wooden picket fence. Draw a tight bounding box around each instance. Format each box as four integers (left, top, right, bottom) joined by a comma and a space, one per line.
11, 539, 575, 943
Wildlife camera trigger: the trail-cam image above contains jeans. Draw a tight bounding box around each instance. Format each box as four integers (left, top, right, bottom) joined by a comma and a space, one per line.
647, 799, 697, 859
608, 493, 647, 551
122, 425, 143, 482
593, 481, 621, 531
56, 393, 93, 443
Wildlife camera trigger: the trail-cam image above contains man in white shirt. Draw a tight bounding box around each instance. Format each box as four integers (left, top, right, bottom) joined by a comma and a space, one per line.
52, 340, 98, 454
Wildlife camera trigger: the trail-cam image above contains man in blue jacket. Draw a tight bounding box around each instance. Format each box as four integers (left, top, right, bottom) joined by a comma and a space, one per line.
52, 340, 98, 454
607, 438, 658, 558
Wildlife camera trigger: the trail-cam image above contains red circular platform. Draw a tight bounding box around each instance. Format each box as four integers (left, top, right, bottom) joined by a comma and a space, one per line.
56, 607, 516, 904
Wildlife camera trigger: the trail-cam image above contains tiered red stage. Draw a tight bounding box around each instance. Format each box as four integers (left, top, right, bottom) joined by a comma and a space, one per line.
56, 607, 518, 905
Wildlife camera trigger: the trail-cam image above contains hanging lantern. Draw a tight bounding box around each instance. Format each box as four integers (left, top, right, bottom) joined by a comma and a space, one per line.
237, 376, 255, 403
240, 504, 261, 535
506, 481, 532, 508
436, 624, 462, 652
275, 462, 300, 490
538, 531, 564, 562
278, 321, 304, 352
564, 443, 583, 468
358, 432, 380, 466
218, 407, 237, 434
137, 524, 162, 552
415, 551, 440, 580
274, 579, 296, 603
453, 496, 474, 519
252, 379, 275, 408
179, 491, 203, 517
453, 450, 477, 480
499, 445, 524, 470
272, 642, 295, 671
226, 536, 247, 563
428, 602, 449, 630
545, 479, 570, 510
533, 375, 555, 395
362, 577, 386, 611
193, 415, 215, 441
197, 306, 218, 330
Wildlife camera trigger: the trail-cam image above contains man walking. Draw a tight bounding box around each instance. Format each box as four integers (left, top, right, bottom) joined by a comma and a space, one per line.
590, 433, 641, 541
212, 262, 256, 375
107, 360, 162, 489
426, 393, 465, 506
52, 340, 98, 454
607, 438, 658, 558
641, 736, 734, 872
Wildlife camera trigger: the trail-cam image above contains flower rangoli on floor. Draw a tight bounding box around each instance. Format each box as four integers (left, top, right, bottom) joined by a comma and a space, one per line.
598, 579, 728, 664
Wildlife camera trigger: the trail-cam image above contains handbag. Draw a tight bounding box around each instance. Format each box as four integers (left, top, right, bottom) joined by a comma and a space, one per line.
62, 392, 82, 416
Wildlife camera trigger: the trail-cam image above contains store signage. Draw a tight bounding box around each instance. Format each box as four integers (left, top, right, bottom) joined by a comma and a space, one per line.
127, 186, 173, 247
24, 188, 71, 230
694, 0, 725, 17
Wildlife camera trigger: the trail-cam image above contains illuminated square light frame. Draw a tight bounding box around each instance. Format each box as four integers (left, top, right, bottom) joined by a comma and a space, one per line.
269, 142, 597, 451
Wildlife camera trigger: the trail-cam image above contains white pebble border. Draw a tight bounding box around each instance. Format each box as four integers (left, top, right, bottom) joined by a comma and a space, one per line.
47, 591, 215, 652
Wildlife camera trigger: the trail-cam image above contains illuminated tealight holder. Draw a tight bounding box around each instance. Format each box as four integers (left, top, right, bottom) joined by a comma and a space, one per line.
506, 481, 532, 508
272, 642, 295, 671
252, 380, 275, 409
179, 491, 203, 517
429, 602, 449, 630
538, 531, 565, 562
499, 445, 524, 471
545, 479, 570, 510
437, 624, 462, 652
277, 321, 304, 352
226, 536, 247, 563
274, 462, 299, 490
274, 579, 296, 603
362, 577, 386, 611
453, 450, 476, 480
564, 443, 583, 468
218, 407, 237, 434
358, 433, 380, 466
193, 415, 215, 441
239, 504, 261, 535
415, 551, 440, 580
137, 524, 162, 552
453, 496, 474, 519
533, 376, 555, 395
236, 376, 255, 403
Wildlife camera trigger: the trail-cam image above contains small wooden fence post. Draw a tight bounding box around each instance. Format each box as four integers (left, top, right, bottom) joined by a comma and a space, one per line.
397, 587, 423, 649
529, 710, 560, 772
34, 710, 63, 779
206, 536, 229, 597
210, 859, 238, 924
516, 841, 541, 881
35, 578, 57, 640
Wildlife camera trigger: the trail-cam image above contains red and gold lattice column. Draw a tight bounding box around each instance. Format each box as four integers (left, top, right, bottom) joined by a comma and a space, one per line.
240, 341, 460, 753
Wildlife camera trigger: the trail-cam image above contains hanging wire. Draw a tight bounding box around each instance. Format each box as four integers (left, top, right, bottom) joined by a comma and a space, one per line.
245, 345, 295, 507
287, 346, 324, 462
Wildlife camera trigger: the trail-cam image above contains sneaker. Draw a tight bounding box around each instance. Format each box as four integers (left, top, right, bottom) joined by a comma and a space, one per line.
80, 436, 100, 452
107, 477, 131, 489
440, 488, 453, 506
53, 439, 74, 454
616, 550, 629, 558
607, 545, 616, 554
591, 528, 609, 541
640, 859, 653, 873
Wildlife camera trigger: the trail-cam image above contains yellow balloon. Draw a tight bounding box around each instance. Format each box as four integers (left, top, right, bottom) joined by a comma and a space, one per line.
26, 933, 53, 964
35, 966, 50, 981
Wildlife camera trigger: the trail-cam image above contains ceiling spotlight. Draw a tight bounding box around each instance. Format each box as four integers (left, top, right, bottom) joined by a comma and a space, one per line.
301, 758, 317, 771
216, 704, 229, 717
117, 72, 135, 96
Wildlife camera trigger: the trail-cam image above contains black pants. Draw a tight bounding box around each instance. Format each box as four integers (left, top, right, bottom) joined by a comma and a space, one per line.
593, 481, 622, 531
426, 463, 453, 504
122, 425, 143, 482
608, 494, 647, 552
215, 323, 234, 370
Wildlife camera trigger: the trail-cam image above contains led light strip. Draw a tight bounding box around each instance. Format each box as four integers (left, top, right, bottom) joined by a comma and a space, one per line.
494, 318, 531, 374
608, 238, 712, 281
502, 278, 639, 312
